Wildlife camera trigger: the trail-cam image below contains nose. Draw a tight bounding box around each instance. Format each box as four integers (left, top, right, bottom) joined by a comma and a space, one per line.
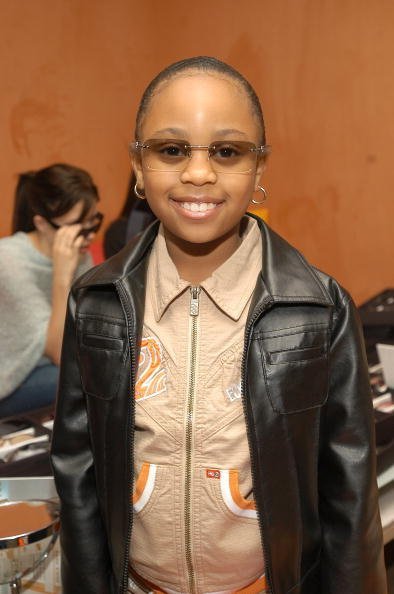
80, 230, 96, 246
179, 148, 217, 186
86, 231, 96, 242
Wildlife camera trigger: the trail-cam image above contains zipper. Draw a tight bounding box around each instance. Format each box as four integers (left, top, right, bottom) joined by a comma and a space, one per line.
184, 286, 201, 594
240, 297, 274, 594
116, 280, 138, 594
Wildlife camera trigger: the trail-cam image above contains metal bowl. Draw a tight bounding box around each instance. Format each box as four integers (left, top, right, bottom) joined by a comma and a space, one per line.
0, 499, 60, 591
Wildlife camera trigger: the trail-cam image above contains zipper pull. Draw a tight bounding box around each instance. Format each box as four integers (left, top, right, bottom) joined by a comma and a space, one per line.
189, 286, 201, 316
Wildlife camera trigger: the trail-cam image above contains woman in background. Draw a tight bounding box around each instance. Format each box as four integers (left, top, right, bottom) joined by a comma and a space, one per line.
0, 163, 102, 418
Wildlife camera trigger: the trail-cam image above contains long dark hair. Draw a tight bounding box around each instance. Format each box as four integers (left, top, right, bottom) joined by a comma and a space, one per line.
12, 163, 99, 233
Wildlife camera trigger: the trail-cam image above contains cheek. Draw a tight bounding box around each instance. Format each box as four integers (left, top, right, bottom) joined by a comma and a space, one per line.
143, 172, 175, 201
46, 229, 57, 246
143, 179, 167, 219
224, 175, 255, 202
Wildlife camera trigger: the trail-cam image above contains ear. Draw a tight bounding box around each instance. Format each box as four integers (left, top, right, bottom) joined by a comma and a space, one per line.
131, 153, 145, 192
253, 156, 267, 192
33, 214, 50, 233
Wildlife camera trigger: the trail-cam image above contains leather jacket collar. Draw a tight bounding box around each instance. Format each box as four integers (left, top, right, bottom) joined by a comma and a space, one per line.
76, 215, 333, 312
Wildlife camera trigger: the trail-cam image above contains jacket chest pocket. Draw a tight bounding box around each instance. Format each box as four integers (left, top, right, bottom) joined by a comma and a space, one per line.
258, 326, 329, 414
77, 317, 128, 400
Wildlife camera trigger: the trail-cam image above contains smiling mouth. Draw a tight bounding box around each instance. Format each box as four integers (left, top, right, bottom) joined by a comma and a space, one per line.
180, 202, 219, 212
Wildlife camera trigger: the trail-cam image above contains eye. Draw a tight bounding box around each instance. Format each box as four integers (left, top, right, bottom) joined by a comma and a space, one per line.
151, 141, 188, 160
211, 142, 244, 160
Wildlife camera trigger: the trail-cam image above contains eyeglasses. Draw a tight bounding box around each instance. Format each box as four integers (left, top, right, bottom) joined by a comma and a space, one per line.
47, 211, 104, 238
131, 139, 271, 174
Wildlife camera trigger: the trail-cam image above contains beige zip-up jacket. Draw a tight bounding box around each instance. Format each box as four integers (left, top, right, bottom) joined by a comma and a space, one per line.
129, 218, 266, 594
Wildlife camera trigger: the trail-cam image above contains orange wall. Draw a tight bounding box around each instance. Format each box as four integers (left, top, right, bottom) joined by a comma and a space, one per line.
1, 0, 393, 304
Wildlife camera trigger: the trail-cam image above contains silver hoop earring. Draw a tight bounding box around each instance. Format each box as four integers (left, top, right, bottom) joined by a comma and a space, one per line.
134, 182, 146, 200
251, 186, 268, 205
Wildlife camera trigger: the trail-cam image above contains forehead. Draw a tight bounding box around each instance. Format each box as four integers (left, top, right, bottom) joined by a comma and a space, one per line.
139, 73, 260, 140
53, 200, 96, 224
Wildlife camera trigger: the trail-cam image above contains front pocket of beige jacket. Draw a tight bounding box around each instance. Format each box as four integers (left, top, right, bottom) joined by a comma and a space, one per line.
197, 468, 264, 591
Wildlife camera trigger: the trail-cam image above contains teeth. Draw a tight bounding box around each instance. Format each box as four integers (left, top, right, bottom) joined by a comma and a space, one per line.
181, 202, 217, 212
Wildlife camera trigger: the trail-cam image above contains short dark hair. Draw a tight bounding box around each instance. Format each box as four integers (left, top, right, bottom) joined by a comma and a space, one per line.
135, 56, 266, 145
12, 163, 99, 233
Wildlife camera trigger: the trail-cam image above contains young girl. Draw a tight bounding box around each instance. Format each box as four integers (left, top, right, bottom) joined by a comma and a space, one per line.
51, 57, 387, 594
0, 163, 102, 417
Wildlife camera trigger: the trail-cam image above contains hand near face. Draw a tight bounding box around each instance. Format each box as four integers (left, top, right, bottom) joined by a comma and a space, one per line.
52, 224, 84, 285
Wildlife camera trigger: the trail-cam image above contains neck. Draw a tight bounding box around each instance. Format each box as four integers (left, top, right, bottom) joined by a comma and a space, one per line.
164, 223, 245, 284
28, 231, 52, 258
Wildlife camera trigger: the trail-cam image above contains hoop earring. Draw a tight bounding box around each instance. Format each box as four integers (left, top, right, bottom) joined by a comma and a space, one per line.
251, 186, 268, 205
134, 182, 146, 200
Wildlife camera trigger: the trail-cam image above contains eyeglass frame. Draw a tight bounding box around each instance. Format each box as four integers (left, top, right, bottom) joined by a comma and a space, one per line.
131, 139, 271, 173
45, 211, 104, 238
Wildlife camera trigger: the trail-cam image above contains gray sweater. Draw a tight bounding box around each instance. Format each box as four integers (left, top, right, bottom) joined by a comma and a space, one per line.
0, 232, 92, 399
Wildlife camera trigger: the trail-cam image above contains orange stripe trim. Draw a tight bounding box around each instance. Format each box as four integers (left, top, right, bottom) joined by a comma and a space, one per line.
234, 574, 267, 594
145, 575, 267, 594
132, 462, 150, 504
229, 469, 256, 511
150, 574, 267, 594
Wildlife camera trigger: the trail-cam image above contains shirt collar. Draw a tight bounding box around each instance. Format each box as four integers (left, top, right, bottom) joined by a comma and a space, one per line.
149, 218, 263, 322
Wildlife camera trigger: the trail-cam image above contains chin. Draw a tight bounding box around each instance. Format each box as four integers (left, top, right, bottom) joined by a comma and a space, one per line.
176, 223, 236, 246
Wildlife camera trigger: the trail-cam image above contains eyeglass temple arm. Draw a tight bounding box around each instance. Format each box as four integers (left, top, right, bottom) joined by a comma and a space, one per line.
252, 144, 272, 154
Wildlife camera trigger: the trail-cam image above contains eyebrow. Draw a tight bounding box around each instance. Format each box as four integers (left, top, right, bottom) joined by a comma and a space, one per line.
56, 209, 97, 227
151, 127, 248, 139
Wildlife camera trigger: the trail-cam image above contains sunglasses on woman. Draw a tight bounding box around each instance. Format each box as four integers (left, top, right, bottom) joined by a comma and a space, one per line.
46, 211, 104, 238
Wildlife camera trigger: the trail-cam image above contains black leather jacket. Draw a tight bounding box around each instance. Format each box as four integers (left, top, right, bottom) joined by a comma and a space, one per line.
51, 217, 387, 594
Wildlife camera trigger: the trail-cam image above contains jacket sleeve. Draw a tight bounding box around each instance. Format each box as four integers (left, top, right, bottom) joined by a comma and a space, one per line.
50, 290, 113, 594
318, 292, 387, 593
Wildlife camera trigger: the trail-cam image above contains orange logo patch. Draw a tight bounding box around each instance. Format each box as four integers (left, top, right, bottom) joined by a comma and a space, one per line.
135, 336, 167, 401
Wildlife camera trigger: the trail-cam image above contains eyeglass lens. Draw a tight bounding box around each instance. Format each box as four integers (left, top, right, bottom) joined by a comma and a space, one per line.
141, 140, 262, 174
77, 212, 104, 237
47, 211, 103, 236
